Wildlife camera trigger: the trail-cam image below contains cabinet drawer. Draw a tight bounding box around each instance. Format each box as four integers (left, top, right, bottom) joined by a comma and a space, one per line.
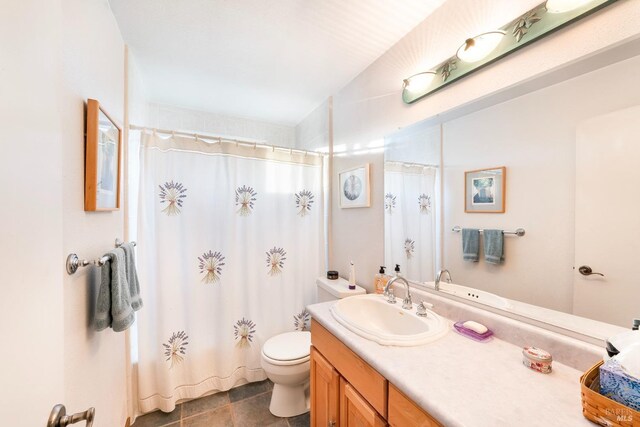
311, 319, 388, 418
388, 384, 442, 427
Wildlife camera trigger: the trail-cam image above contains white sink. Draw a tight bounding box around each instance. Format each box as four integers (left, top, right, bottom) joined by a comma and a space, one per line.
329, 294, 448, 346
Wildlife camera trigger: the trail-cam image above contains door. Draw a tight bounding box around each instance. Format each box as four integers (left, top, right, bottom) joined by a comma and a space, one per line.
574, 105, 640, 326
310, 347, 340, 427
340, 378, 386, 427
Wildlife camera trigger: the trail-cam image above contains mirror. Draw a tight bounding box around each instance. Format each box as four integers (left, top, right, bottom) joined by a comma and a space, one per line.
385, 38, 640, 330
384, 124, 441, 283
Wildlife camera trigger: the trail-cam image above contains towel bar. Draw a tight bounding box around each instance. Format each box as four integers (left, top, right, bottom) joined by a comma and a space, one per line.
66, 239, 137, 275
451, 226, 525, 236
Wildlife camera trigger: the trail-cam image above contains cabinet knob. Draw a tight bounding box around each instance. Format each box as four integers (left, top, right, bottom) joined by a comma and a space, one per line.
328, 421, 336, 427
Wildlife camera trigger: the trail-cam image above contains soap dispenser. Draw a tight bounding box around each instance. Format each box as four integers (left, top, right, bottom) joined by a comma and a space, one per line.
394, 264, 402, 277
374, 266, 389, 294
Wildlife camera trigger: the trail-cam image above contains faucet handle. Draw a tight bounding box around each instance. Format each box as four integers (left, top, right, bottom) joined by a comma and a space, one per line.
402, 295, 413, 310
416, 301, 433, 317
387, 290, 396, 304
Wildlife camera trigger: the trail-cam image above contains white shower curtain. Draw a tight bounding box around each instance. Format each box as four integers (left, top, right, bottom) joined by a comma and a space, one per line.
384, 162, 437, 282
135, 132, 324, 413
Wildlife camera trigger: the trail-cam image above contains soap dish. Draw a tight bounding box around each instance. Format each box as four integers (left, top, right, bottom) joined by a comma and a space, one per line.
453, 321, 494, 342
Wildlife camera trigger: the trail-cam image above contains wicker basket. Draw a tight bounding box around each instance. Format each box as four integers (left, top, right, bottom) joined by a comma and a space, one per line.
581, 361, 640, 426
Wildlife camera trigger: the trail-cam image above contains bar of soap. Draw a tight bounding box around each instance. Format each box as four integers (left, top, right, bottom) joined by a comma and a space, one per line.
463, 320, 488, 334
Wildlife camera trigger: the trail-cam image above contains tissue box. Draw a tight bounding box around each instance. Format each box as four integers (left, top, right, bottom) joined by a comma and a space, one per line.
600, 359, 640, 412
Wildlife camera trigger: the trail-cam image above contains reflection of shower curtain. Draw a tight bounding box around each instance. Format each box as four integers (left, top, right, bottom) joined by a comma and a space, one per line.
384, 162, 436, 282
135, 132, 324, 413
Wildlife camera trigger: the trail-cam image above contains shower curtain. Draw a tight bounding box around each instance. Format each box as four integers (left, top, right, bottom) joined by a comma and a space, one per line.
135, 132, 324, 413
384, 162, 437, 282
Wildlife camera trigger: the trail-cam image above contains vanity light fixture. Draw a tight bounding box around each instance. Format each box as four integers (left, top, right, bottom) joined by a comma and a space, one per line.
402, 71, 437, 93
456, 31, 506, 63
545, 0, 592, 13
402, 0, 618, 104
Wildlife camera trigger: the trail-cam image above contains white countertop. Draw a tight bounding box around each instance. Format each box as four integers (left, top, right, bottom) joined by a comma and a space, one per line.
308, 300, 594, 427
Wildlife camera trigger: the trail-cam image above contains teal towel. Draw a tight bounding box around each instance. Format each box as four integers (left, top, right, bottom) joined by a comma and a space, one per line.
121, 242, 143, 312
484, 229, 505, 264
94, 248, 135, 332
462, 229, 480, 262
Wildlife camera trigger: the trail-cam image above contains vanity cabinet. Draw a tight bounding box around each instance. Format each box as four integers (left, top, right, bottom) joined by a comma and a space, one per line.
310, 319, 442, 427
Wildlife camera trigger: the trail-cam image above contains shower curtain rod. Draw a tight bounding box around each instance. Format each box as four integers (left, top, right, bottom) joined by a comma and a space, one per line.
129, 124, 324, 157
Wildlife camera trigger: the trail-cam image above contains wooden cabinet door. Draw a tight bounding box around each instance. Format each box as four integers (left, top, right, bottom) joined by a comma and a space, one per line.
388, 384, 442, 427
311, 346, 340, 427
340, 377, 386, 427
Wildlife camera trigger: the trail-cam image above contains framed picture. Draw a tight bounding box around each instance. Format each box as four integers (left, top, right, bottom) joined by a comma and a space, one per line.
339, 164, 370, 208
85, 99, 121, 211
465, 166, 506, 213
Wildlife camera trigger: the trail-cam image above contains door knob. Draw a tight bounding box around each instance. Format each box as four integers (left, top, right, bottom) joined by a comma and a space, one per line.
48, 404, 95, 427
578, 265, 604, 277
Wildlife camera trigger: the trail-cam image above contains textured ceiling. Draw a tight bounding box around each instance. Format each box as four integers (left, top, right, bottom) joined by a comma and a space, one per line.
109, 0, 445, 125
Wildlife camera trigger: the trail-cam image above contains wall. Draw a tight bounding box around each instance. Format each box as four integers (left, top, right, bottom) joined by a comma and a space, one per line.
327, 0, 640, 292
0, 2, 65, 425
443, 53, 640, 313
147, 103, 297, 147
1, 1, 128, 426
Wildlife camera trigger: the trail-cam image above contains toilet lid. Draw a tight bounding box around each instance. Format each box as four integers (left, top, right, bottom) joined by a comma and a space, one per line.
262, 331, 311, 361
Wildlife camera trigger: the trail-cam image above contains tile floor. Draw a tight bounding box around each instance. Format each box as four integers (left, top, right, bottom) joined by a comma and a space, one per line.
131, 380, 310, 427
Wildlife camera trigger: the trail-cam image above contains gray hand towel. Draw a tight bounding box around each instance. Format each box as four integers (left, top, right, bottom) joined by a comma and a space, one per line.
484, 229, 505, 264
93, 248, 135, 332
121, 242, 143, 311
462, 228, 480, 262
94, 258, 113, 331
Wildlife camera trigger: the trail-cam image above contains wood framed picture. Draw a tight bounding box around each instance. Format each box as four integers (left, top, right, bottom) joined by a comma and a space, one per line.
85, 99, 121, 211
339, 164, 371, 208
465, 166, 506, 213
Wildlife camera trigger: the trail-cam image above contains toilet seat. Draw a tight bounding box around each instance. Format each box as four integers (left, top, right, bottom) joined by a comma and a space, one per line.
261, 331, 311, 366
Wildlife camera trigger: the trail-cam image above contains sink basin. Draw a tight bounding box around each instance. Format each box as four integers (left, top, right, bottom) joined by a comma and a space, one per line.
329, 294, 448, 346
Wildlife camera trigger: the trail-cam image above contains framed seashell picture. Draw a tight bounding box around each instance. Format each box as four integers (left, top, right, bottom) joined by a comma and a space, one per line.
339, 164, 370, 208
85, 99, 121, 211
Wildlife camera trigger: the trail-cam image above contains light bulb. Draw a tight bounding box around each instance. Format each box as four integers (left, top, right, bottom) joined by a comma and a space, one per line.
545, 0, 591, 13
456, 31, 505, 63
402, 71, 436, 92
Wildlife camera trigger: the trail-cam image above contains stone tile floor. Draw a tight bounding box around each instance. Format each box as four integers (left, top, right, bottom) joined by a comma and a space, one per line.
131, 380, 310, 427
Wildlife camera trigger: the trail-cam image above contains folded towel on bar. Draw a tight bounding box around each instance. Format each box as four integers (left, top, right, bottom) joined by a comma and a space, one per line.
462, 228, 480, 262
94, 248, 136, 332
121, 242, 143, 312
484, 229, 505, 265
94, 258, 113, 331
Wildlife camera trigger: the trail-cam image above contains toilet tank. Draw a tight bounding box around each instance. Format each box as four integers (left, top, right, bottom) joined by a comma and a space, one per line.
316, 276, 366, 303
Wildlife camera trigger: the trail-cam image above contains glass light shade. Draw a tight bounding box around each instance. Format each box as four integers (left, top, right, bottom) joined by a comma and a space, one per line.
456, 31, 505, 63
403, 71, 436, 92
545, 0, 591, 13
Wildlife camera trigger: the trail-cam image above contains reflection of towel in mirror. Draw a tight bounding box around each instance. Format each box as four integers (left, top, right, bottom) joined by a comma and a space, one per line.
484, 230, 504, 264
94, 248, 136, 332
462, 229, 480, 262
121, 242, 143, 311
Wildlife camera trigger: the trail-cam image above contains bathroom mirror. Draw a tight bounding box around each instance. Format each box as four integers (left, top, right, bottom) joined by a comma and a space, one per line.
384, 123, 441, 283
384, 37, 640, 330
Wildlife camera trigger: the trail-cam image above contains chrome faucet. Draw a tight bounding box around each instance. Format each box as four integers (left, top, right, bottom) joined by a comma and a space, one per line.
435, 269, 452, 291
384, 276, 413, 310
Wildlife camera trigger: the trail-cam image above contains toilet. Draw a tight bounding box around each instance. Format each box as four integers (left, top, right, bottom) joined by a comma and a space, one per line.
261, 276, 366, 417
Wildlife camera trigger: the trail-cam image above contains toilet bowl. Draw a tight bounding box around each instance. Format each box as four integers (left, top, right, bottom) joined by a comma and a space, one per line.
261, 331, 311, 417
